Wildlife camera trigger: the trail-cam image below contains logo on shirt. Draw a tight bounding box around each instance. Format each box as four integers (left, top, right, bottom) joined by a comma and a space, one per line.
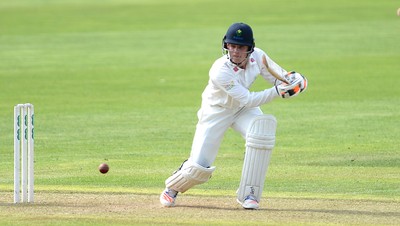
250, 58, 255, 62
224, 81, 235, 91
233, 66, 239, 72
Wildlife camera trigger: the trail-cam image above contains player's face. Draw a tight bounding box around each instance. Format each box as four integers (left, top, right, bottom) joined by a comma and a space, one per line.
226, 43, 249, 65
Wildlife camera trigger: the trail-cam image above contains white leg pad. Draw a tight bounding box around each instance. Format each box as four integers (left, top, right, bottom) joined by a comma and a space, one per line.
165, 160, 216, 193
237, 115, 277, 203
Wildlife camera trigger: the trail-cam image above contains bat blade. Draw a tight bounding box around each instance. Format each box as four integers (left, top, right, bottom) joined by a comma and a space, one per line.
262, 55, 289, 83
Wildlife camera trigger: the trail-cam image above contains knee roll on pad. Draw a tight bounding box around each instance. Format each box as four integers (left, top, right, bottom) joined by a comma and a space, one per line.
245, 115, 276, 150
165, 160, 216, 193
237, 115, 277, 203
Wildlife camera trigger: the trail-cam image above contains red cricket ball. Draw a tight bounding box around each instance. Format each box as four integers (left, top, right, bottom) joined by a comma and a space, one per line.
98, 163, 109, 174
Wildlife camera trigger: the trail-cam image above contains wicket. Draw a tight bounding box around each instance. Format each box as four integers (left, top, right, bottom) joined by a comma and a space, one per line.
14, 103, 34, 203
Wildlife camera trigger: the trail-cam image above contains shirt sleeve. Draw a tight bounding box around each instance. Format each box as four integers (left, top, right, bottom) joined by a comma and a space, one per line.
255, 49, 288, 85
211, 67, 279, 108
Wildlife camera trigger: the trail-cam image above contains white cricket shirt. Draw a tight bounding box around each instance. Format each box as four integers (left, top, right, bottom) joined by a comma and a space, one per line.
202, 48, 286, 109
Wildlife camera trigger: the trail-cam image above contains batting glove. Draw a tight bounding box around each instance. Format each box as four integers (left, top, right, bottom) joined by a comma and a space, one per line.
275, 71, 308, 98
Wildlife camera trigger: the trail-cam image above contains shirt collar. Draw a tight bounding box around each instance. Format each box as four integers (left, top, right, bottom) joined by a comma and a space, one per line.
228, 54, 257, 73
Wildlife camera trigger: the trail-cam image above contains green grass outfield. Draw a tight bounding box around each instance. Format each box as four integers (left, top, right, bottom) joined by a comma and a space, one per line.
1, 0, 399, 225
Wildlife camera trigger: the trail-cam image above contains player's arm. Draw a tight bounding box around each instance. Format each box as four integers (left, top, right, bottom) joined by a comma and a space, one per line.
212, 71, 279, 108
255, 49, 308, 98
256, 49, 289, 85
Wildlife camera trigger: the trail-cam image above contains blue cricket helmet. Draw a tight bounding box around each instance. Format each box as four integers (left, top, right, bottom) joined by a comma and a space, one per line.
222, 22, 255, 53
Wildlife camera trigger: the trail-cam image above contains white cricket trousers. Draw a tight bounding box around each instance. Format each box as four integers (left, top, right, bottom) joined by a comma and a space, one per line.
189, 104, 264, 168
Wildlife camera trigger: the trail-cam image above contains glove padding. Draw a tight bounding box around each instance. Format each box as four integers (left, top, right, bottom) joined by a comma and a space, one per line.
275, 71, 308, 98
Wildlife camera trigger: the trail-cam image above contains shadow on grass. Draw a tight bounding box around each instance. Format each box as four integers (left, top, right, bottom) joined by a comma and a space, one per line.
176, 204, 400, 218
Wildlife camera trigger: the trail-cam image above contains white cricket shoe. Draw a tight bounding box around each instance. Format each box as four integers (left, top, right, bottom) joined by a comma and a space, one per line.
160, 188, 178, 207
238, 195, 259, 210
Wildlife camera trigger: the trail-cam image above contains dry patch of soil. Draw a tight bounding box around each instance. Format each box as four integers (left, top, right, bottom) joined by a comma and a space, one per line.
0, 192, 398, 225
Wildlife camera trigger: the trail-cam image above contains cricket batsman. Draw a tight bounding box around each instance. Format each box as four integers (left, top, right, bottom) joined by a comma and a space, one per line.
160, 22, 308, 209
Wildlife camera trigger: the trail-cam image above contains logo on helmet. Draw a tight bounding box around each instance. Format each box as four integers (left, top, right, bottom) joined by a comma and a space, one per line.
233, 29, 244, 41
